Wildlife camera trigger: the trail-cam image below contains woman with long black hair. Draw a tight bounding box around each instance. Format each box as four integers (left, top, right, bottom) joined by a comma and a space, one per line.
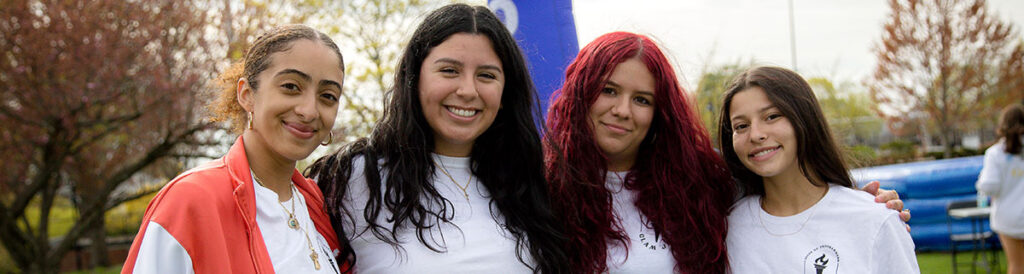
307, 4, 568, 273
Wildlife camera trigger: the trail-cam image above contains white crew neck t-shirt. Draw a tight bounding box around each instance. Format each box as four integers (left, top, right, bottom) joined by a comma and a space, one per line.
605, 171, 676, 273
339, 154, 534, 273
726, 184, 919, 274
253, 175, 339, 273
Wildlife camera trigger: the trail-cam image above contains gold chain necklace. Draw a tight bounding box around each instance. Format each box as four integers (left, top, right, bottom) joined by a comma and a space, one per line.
755, 196, 820, 237
250, 170, 323, 270
251, 171, 299, 230
433, 158, 471, 202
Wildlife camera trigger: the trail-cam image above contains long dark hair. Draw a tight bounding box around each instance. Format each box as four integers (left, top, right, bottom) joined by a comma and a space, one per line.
307, 4, 568, 273
717, 66, 854, 196
545, 32, 735, 273
997, 103, 1024, 154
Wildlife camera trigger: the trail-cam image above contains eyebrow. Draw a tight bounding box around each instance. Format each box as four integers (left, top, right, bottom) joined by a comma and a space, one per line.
276, 68, 311, 82
435, 58, 503, 73
605, 80, 655, 97
730, 105, 778, 121
276, 68, 342, 91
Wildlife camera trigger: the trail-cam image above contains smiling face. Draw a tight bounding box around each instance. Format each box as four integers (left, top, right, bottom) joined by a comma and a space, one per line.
728, 86, 801, 180
240, 39, 343, 162
418, 33, 505, 157
588, 58, 656, 171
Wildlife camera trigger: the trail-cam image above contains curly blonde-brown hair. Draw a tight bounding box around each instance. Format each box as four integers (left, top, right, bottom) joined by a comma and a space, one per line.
209, 24, 344, 134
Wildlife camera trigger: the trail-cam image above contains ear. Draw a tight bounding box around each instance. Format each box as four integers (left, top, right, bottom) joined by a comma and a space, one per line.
237, 78, 255, 112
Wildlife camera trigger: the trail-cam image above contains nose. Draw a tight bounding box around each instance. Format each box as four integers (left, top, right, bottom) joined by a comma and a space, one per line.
749, 122, 767, 143
294, 93, 319, 122
610, 96, 631, 119
454, 75, 480, 100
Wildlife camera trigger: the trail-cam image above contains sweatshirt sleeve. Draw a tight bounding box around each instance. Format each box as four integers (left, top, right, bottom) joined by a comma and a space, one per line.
870, 214, 920, 274
129, 221, 195, 274
976, 147, 1006, 197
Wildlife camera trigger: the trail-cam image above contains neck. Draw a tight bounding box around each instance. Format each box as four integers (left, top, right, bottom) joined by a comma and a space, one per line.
243, 132, 295, 202
434, 140, 473, 157
606, 154, 636, 172
761, 171, 827, 217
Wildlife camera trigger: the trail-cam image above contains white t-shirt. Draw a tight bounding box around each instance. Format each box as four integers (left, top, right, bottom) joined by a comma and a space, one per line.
605, 171, 676, 273
131, 176, 338, 273
253, 177, 339, 273
726, 184, 919, 274
976, 138, 1024, 238
339, 154, 534, 273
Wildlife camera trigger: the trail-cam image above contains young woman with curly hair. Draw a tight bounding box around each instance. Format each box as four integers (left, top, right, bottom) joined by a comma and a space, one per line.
544, 32, 734, 273
124, 24, 347, 273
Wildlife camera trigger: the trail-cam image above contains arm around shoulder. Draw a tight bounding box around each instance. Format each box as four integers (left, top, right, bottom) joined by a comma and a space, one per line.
870, 214, 920, 274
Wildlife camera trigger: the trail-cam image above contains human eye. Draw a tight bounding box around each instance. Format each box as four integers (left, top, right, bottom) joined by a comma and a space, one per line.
765, 113, 784, 122
439, 67, 459, 76
478, 71, 498, 81
633, 96, 652, 106
320, 91, 339, 102
601, 87, 616, 95
280, 82, 301, 93
732, 122, 749, 133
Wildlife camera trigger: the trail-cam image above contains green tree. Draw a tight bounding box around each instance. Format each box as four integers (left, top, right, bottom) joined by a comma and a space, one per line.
0, 0, 224, 271
295, 0, 455, 145
694, 62, 748, 144
868, 0, 1023, 157
807, 78, 884, 145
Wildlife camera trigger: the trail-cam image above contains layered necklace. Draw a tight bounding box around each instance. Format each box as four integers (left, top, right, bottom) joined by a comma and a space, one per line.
251, 170, 323, 270
433, 158, 472, 202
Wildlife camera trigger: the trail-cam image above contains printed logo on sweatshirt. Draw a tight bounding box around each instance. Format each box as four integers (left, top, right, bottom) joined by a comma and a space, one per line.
803, 245, 839, 274
637, 232, 668, 251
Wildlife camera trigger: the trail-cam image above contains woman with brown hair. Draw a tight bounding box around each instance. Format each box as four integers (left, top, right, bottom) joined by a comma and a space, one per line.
123, 24, 347, 273
720, 66, 918, 273
977, 103, 1024, 274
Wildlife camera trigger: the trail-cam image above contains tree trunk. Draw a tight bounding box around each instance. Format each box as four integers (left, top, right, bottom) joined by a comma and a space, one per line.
88, 215, 110, 268
940, 131, 953, 158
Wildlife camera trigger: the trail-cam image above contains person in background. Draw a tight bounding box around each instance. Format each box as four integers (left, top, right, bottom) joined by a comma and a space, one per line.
307, 4, 569, 273
123, 25, 347, 273
720, 66, 918, 273
977, 103, 1024, 274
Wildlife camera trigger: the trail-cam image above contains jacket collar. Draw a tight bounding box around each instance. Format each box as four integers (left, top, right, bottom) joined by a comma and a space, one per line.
223, 135, 341, 261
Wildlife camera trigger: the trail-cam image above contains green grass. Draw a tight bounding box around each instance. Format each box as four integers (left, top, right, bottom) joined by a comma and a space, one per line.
64, 265, 121, 274
917, 250, 1005, 274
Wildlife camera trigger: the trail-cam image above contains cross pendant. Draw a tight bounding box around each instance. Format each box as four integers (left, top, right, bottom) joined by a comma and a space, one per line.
310, 251, 321, 270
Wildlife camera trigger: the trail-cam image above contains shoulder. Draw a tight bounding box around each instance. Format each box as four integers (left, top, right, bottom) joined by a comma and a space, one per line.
728, 195, 759, 220
145, 159, 237, 225
985, 141, 1006, 156
825, 185, 898, 226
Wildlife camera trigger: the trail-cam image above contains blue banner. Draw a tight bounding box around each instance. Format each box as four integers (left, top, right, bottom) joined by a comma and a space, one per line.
488, 0, 579, 121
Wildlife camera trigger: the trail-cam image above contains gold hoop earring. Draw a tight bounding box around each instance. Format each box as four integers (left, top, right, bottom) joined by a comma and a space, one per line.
247, 111, 254, 130
321, 131, 333, 146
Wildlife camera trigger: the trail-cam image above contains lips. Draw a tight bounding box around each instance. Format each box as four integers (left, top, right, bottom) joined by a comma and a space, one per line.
284, 121, 315, 139
748, 145, 781, 161
446, 105, 479, 118
601, 122, 631, 134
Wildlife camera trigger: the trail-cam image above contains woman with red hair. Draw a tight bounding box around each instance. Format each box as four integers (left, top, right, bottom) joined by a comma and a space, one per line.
546, 31, 734, 273
545, 32, 908, 273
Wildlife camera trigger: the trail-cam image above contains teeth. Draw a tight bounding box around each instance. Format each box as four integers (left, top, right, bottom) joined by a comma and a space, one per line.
447, 107, 477, 117
753, 147, 778, 157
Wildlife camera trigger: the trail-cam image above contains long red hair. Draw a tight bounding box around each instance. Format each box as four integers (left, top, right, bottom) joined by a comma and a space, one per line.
545, 32, 735, 273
